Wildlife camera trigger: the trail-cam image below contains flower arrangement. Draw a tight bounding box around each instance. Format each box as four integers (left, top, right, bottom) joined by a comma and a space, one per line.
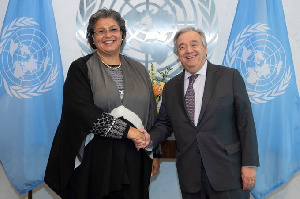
149, 63, 172, 111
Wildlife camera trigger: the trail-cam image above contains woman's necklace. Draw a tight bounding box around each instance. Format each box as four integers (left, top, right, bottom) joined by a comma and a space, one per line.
101, 59, 121, 69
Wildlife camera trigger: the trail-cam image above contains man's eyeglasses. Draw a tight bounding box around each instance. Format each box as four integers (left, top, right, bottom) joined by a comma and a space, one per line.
93, 28, 120, 36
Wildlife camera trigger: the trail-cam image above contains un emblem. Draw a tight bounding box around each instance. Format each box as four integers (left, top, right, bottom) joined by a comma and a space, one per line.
0, 17, 59, 98
76, 0, 218, 79
223, 23, 291, 104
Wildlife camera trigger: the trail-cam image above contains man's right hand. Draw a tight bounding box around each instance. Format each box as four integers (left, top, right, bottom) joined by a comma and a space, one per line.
139, 128, 151, 147
133, 128, 151, 150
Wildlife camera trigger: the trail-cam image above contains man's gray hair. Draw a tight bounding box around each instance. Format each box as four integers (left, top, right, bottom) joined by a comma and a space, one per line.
173, 26, 207, 55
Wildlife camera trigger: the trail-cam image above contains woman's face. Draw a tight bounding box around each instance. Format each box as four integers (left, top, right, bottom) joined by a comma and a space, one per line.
92, 17, 123, 56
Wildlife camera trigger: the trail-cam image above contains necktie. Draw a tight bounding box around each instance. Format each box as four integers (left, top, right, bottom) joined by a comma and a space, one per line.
185, 74, 198, 123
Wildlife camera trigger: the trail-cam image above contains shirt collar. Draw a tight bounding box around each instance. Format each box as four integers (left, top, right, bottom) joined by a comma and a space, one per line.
184, 60, 207, 80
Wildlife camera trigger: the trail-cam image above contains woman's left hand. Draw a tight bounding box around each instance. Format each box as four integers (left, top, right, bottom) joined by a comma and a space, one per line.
151, 158, 160, 176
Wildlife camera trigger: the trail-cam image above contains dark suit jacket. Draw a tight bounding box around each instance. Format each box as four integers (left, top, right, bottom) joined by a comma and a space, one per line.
150, 61, 259, 193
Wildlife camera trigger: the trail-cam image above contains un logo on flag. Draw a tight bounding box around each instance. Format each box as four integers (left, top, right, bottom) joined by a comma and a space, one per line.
0, 17, 59, 98
76, 0, 218, 80
224, 23, 291, 104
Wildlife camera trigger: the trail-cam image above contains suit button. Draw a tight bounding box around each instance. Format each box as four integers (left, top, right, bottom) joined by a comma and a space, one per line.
197, 150, 200, 153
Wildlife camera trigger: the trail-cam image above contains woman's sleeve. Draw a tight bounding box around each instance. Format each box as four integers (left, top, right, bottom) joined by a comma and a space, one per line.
90, 112, 130, 139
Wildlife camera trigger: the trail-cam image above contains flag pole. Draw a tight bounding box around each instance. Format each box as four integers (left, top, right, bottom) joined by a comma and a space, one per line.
28, 190, 32, 199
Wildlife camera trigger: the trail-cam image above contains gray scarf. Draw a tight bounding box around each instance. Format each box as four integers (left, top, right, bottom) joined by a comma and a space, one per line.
86, 53, 157, 130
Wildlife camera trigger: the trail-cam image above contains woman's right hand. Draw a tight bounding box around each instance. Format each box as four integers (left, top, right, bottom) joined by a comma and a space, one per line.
127, 126, 145, 142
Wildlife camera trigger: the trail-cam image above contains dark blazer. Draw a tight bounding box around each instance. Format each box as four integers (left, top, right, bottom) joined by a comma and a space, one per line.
150, 61, 259, 193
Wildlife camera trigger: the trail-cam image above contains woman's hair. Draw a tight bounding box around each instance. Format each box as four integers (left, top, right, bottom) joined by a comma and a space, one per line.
86, 8, 127, 49
173, 26, 207, 55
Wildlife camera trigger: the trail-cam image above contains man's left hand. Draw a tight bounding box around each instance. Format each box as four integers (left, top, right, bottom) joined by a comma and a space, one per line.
151, 158, 160, 176
241, 166, 256, 190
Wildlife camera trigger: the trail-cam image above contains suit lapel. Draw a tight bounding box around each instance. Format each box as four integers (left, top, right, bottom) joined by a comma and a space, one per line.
197, 62, 220, 128
177, 72, 186, 111
175, 71, 194, 125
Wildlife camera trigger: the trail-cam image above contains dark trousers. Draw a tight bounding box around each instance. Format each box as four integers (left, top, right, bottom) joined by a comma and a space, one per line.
181, 162, 250, 199
103, 191, 124, 199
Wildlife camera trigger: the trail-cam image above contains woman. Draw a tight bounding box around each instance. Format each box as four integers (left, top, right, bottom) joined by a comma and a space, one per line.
45, 8, 160, 199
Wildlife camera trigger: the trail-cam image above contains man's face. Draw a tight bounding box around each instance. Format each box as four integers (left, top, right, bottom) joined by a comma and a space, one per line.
176, 31, 207, 74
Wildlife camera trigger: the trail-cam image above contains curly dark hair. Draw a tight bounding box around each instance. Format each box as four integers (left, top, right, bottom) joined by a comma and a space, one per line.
86, 8, 127, 49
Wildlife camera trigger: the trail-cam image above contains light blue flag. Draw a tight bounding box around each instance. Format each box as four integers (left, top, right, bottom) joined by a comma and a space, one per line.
0, 0, 63, 195
223, 0, 300, 198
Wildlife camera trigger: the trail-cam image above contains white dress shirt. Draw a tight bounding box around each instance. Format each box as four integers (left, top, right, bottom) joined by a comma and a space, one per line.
184, 60, 207, 126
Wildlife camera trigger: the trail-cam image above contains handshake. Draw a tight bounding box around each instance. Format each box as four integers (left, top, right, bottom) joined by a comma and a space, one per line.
127, 126, 151, 150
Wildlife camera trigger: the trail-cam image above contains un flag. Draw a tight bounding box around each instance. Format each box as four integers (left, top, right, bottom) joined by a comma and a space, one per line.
223, 0, 300, 198
0, 0, 63, 195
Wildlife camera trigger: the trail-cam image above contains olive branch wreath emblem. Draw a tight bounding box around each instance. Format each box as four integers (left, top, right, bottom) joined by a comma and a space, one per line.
76, 0, 218, 59
223, 23, 291, 104
198, 0, 218, 59
0, 17, 59, 98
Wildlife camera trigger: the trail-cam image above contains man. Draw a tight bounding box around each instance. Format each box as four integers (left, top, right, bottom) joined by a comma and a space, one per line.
137, 27, 259, 199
